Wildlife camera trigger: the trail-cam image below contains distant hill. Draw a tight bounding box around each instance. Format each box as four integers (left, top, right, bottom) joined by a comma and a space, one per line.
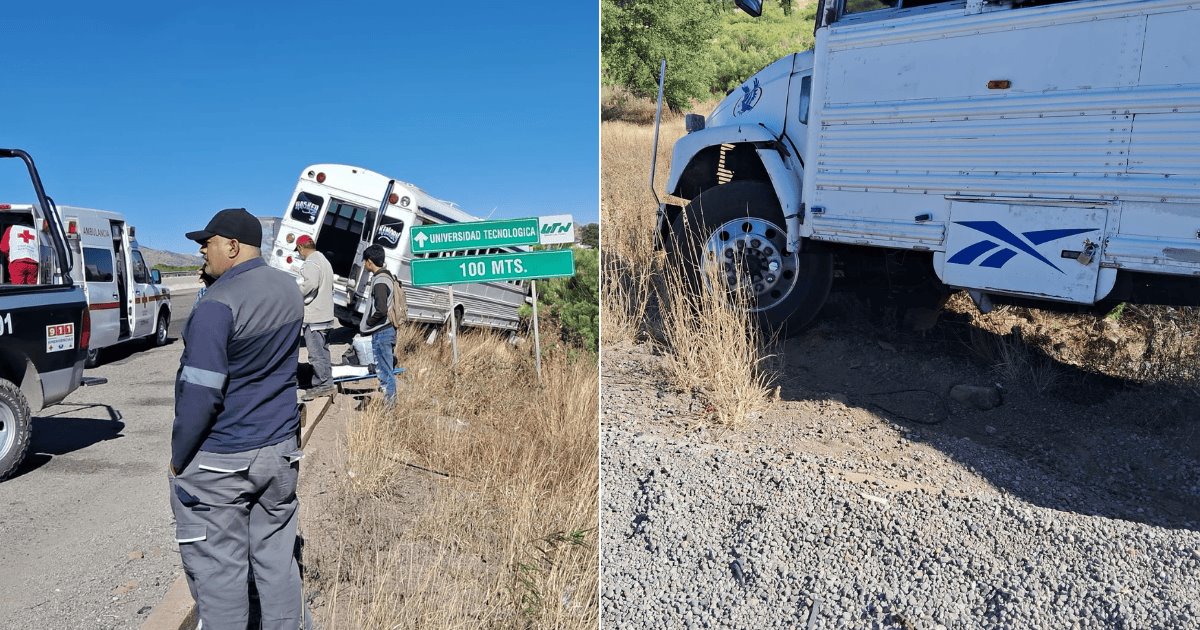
259, 216, 282, 252
141, 216, 280, 269
140, 246, 202, 269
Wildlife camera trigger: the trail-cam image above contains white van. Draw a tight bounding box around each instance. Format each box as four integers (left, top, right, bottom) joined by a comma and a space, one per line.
61, 206, 172, 367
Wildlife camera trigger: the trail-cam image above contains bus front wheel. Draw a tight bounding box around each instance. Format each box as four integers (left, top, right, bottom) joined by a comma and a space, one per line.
665, 181, 832, 338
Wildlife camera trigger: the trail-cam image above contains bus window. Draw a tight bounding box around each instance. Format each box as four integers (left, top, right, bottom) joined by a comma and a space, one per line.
291, 192, 323, 225
83, 247, 114, 282
797, 75, 812, 125
845, 0, 898, 14
319, 199, 373, 276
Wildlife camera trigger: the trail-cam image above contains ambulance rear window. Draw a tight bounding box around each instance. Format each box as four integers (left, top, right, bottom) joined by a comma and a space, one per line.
83, 247, 114, 282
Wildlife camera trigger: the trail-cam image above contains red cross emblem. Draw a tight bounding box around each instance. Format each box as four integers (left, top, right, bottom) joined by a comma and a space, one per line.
17, 229, 35, 244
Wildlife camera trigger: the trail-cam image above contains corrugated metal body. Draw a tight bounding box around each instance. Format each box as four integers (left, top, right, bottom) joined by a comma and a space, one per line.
800, 0, 1200, 300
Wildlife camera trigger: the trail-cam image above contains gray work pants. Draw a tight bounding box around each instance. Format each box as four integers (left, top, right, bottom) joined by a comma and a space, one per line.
169, 436, 310, 630
302, 324, 332, 388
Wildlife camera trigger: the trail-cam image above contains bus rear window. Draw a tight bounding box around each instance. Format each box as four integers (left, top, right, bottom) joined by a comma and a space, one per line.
291, 192, 324, 225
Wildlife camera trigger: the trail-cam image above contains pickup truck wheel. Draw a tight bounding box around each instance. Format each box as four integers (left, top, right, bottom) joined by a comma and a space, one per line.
154, 311, 170, 346
0, 378, 32, 481
667, 181, 832, 337
84, 348, 101, 368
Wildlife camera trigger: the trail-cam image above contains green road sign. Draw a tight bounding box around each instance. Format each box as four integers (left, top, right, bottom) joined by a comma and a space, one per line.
409, 214, 576, 253
410, 217, 539, 254
410, 249, 575, 287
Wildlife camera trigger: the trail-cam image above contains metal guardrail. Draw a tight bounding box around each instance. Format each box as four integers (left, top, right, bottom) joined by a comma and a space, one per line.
157, 270, 199, 278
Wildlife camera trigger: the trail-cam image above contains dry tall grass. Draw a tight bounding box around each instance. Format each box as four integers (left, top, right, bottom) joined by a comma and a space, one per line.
601, 97, 774, 423
656, 227, 776, 424
310, 328, 598, 629
599, 118, 674, 346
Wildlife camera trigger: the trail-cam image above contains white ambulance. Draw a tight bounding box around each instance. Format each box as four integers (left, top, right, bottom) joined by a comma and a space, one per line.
61, 206, 172, 367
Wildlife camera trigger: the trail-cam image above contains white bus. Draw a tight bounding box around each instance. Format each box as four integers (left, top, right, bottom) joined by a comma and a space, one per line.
663, 0, 1200, 335
61, 206, 171, 366
266, 164, 528, 332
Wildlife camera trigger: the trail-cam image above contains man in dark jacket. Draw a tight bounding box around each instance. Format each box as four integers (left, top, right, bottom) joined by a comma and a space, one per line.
171, 208, 310, 629
359, 244, 397, 402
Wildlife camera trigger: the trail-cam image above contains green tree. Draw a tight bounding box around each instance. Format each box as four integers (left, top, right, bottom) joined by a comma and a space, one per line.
526, 247, 599, 353
601, 0, 721, 111
579, 223, 599, 249
711, 1, 817, 93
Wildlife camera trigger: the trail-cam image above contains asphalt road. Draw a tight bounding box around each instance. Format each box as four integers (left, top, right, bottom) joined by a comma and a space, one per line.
0, 289, 199, 629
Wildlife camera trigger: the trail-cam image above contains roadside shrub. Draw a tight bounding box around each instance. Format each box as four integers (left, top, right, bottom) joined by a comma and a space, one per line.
522, 247, 598, 354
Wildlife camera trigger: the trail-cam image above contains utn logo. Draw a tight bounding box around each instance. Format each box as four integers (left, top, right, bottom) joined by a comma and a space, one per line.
541, 222, 572, 234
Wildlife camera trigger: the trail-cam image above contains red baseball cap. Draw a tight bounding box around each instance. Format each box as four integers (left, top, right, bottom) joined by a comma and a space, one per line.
295, 235, 315, 248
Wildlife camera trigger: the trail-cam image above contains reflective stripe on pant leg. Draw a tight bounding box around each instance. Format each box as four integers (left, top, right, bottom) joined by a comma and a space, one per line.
247, 437, 307, 629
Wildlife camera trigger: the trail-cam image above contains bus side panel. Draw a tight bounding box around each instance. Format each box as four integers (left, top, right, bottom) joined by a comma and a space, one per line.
805, 0, 1200, 302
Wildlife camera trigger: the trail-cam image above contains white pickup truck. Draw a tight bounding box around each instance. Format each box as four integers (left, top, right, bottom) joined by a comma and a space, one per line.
660, 0, 1200, 335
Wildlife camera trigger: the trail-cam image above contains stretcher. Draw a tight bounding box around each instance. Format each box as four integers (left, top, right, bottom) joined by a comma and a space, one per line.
298, 367, 405, 448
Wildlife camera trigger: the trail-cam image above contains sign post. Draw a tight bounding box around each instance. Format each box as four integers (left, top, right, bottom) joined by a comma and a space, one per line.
448, 285, 459, 365
408, 215, 577, 377
531, 280, 541, 382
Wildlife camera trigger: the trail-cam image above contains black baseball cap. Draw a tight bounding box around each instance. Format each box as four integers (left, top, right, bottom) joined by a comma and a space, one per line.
186, 208, 262, 248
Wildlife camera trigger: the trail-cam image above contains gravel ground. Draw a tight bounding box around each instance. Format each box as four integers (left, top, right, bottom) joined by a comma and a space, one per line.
600, 339, 1200, 629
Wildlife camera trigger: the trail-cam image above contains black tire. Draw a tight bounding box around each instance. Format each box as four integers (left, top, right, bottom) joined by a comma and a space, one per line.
84, 348, 101, 369
444, 306, 465, 340
153, 310, 170, 347
0, 378, 32, 481
666, 181, 833, 337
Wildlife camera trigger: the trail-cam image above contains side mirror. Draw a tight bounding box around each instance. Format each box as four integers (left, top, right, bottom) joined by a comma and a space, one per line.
735, 0, 763, 17
151, 269, 161, 284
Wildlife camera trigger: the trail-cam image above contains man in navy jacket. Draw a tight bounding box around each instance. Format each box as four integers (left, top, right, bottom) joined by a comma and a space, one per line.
170, 208, 310, 629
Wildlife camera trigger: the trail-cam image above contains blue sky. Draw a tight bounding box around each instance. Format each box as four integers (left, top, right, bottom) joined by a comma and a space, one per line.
2, 2, 598, 254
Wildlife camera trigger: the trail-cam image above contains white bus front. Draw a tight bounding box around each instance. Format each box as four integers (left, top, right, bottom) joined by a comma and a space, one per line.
268, 171, 416, 324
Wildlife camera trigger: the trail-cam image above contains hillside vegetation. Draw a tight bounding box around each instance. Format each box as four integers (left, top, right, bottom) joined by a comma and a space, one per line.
602, 0, 816, 113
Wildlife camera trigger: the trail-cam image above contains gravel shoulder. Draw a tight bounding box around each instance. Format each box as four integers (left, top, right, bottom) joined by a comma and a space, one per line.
0, 293, 197, 629
600, 311, 1200, 629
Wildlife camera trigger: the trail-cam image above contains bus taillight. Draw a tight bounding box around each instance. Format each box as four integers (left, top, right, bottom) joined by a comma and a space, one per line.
388, 193, 399, 205
316, 172, 326, 183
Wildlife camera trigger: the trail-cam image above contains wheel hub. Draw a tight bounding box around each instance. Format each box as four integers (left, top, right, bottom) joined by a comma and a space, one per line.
0, 402, 14, 458
703, 217, 799, 312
